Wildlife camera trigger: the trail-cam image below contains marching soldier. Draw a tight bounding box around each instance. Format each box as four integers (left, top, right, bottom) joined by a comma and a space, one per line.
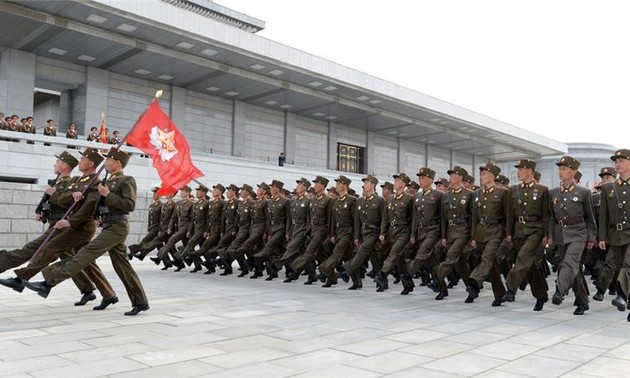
429, 166, 474, 300
219, 184, 253, 275
548, 156, 596, 315
466, 163, 511, 306
278, 178, 312, 282
230, 182, 268, 277
133, 193, 175, 261
375, 172, 414, 294
288, 176, 332, 284
343, 174, 384, 290
128, 186, 162, 260
174, 185, 209, 272
157, 186, 193, 270
406, 168, 443, 290
209, 184, 239, 274
26, 147, 150, 316
406, 181, 420, 196
434, 178, 450, 193
318, 175, 356, 287
593, 166, 619, 301
599, 149, 630, 321
501, 159, 550, 311
255, 180, 290, 281
194, 184, 225, 274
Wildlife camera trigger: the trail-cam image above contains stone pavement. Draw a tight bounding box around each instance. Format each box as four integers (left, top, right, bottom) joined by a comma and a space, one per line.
0, 258, 629, 378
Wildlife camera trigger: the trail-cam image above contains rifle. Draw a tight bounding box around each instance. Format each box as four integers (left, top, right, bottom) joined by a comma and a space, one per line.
93, 172, 110, 220
35, 174, 61, 224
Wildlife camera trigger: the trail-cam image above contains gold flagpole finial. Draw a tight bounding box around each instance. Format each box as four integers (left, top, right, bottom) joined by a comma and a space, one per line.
155, 90, 164, 99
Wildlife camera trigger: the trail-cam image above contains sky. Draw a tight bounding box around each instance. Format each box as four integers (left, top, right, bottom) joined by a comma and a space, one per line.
216, 0, 630, 149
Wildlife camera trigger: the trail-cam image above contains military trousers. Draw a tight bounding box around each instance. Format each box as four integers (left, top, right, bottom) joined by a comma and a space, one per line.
381, 229, 410, 275
319, 232, 353, 284
275, 229, 307, 269
506, 232, 549, 299
196, 232, 222, 260
157, 227, 188, 262
597, 245, 622, 293
254, 229, 286, 262
614, 243, 630, 308
555, 242, 589, 305
343, 233, 379, 287
137, 230, 169, 258
290, 227, 328, 275
175, 228, 206, 260
469, 238, 506, 299
435, 235, 471, 291
221, 228, 249, 266
138, 227, 159, 246
0, 226, 55, 273
231, 224, 265, 266
406, 226, 441, 275
43, 221, 148, 306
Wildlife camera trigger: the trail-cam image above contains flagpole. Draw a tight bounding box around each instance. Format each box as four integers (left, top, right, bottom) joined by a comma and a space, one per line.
29, 90, 165, 263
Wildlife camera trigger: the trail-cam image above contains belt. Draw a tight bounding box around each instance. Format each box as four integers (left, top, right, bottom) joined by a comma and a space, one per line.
102, 214, 129, 223
479, 217, 502, 225
312, 219, 327, 226
611, 222, 630, 231
418, 219, 439, 228
518, 215, 541, 224
448, 218, 468, 226
292, 220, 306, 225
336, 222, 352, 228
362, 223, 380, 230
390, 221, 409, 227
556, 218, 584, 227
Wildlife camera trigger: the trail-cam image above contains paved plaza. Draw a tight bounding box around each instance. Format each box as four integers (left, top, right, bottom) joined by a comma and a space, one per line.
1, 258, 629, 378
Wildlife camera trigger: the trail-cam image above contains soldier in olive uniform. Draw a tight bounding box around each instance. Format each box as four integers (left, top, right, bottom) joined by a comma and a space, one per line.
592, 166, 619, 301
407, 168, 443, 289
230, 182, 268, 277
28, 147, 150, 316
406, 181, 420, 196
278, 178, 312, 282
219, 184, 253, 275
501, 159, 550, 311
318, 175, 356, 287
255, 180, 290, 281
368, 181, 394, 278
548, 156, 596, 315
429, 166, 474, 300
375, 172, 414, 294
128, 186, 162, 260
210, 185, 240, 273
157, 186, 194, 270
599, 149, 630, 321
195, 184, 225, 274
0, 150, 116, 307
343, 175, 384, 290
434, 178, 450, 193
466, 163, 511, 305
135, 193, 175, 261
175, 185, 209, 272
289, 176, 332, 284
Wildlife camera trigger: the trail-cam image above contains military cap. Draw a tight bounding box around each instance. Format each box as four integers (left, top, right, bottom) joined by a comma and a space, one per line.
610, 149, 630, 161
575, 171, 582, 183
392, 172, 411, 185
212, 183, 226, 193
104, 147, 130, 167
334, 175, 351, 186
348, 188, 357, 196
270, 179, 284, 189
55, 151, 79, 169
226, 184, 239, 193
464, 174, 475, 184
434, 177, 450, 187
380, 181, 393, 191
307, 187, 315, 194
599, 167, 616, 178
514, 159, 537, 170
534, 171, 542, 181
257, 182, 271, 194
362, 174, 379, 185
313, 175, 329, 187
447, 165, 468, 177
240, 183, 254, 193
556, 155, 580, 170
407, 181, 420, 190
479, 162, 501, 177
151, 185, 161, 193
196, 184, 209, 193
296, 177, 312, 188
180, 185, 192, 192
282, 188, 291, 197
416, 167, 436, 179
495, 174, 510, 186
79, 147, 104, 166
327, 187, 337, 194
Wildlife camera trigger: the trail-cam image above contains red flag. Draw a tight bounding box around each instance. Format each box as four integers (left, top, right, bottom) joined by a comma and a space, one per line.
126, 100, 203, 196
99, 120, 108, 143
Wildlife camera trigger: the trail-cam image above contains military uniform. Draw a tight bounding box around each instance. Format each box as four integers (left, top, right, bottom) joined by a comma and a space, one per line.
276, 179, 312, 279
38, 148, 149, 316
129, 188, 162, 258
503, 159, 550, 310
232, 185, 268, 277
467, 163, 511, 304
210, 189, 239, 267
599, 150, 630, 318
157, 189, 194, 268
175, 186, 209, 271
194, 185, 225, 273
319, 175, 356, 287
432, 166, 474, 299
593, 166, 620, 300
254, 180, 290, 280
218, 186, 251, 275
290, 176, 332, 283
136, 197, 175, 259
343, 175, 385, 289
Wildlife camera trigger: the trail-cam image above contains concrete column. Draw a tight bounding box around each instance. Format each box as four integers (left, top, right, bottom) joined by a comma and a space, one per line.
232, 99, 246, 157
58, 90, 72, 132
366, 131, 377, 175
397, 137, 404, 174
169, 86, 186, 130
284, 112, 297, 165
76, 66, 109, 135
0, 49, 36, 118
327, 121, 338, 170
